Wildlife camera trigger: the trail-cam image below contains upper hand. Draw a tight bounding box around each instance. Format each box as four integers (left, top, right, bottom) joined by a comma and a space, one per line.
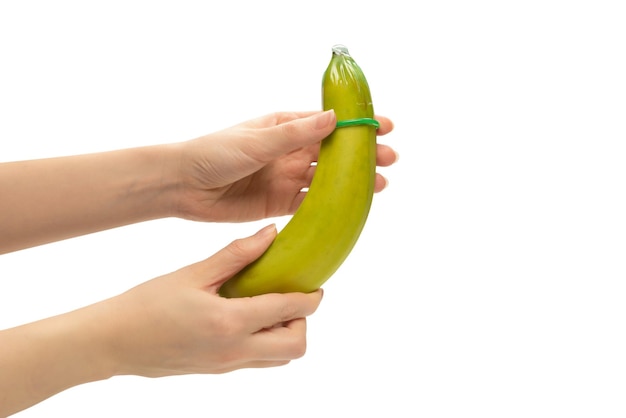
172, 110, 397, 222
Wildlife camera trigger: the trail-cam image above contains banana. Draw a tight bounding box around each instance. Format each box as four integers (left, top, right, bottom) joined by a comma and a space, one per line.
218, 44, 377, 298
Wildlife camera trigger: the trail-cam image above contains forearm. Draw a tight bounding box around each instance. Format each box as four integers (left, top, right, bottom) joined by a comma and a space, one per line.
0, 305, 117, 417
0, 144, 180, 254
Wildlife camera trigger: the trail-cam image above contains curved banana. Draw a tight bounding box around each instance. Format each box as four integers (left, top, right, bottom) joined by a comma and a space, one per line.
218, 44, 377, 298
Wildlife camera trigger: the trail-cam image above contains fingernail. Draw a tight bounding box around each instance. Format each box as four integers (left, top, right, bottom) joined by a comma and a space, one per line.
381, 175, 389, 190
315, 109, 336, 130
258, 223, 277, 238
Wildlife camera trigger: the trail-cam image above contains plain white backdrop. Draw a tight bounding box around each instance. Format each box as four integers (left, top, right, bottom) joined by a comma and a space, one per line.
1, 1, 625, 417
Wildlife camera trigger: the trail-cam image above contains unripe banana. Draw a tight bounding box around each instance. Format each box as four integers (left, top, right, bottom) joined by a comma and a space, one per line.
218, 45, 377, 298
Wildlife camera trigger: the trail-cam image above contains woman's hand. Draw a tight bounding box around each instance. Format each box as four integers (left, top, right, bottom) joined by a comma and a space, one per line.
103, 224, 323, 377
0, 225, 322, 416
0, 110, 396, 253
174, 110, 397, 222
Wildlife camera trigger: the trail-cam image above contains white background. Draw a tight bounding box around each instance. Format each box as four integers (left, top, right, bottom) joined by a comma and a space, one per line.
1, 1, 625, 417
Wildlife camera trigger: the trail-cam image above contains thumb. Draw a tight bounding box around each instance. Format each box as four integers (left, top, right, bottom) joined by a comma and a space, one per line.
254, 110, 336, 162
191, 224, 277, 291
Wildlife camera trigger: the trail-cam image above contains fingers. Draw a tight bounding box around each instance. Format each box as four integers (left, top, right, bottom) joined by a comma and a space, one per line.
234, 289, 324, 332
250, 110, 337, 163
299, 143, 396, 196
246, 111, 393, 135
291, 145, 395, 201
376, 143, 399, 167
375, 115, 394, 136
248, 317, 309, 361
242, 111, 322, 128
242, 111, 394, 167
218, 290, 322, 365
187, 224, 278, 290
374, 173, 389, 193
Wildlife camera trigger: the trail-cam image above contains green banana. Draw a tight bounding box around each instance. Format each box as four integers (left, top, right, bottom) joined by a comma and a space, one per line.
218, 44, 377, 298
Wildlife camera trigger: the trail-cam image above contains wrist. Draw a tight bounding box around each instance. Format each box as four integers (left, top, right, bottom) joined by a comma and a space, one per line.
102, 143, 185, 222
165, 138, 215, 221
146, 142, 186, 219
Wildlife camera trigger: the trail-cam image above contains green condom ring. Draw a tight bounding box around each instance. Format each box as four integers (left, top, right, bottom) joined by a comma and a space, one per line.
336, 118, 380, 129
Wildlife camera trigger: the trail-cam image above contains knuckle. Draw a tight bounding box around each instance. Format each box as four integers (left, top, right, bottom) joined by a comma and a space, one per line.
207, 308, 245, 338
273, 111, 300, 125
286, 335, 307, 359
226, 238, 252, 261
279, 120, 300, 143
278, 302, 300, 323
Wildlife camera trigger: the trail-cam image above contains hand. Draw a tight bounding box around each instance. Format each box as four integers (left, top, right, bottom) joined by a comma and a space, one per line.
0, 110, 396, 253
102, 224, 322, 377
0, 225, 322, 415
174, 110, 397, 222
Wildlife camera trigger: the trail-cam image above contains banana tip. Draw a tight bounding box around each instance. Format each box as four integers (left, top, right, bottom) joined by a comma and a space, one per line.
332, 44, 350, 56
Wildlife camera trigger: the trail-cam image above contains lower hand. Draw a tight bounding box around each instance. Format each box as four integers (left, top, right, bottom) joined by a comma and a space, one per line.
101, 224, 323, 377
0, 226, 322, 415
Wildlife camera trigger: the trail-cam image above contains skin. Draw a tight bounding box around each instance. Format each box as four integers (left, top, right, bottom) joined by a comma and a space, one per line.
0, 110, 397, 416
